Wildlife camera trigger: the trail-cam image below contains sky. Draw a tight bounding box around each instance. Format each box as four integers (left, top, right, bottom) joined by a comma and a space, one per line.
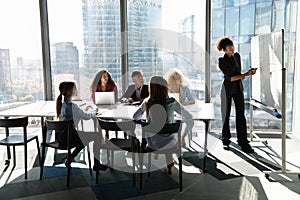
0, 0, 205, 62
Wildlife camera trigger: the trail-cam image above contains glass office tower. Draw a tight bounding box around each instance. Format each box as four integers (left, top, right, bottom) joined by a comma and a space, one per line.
211, 0, 298, 131
82, 0, 162, 91
0, 49, 12, 104
51, 42, 80, 98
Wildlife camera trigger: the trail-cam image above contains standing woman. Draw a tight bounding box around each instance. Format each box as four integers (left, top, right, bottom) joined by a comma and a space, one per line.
90, 70, 118, 103
216, 37, 257, 153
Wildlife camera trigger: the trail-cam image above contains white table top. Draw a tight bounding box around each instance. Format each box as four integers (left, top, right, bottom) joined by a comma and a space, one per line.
185, 102, 215, 121
0, 100, 215, 121
0, 101, 56, 118
98, 101, 215, 121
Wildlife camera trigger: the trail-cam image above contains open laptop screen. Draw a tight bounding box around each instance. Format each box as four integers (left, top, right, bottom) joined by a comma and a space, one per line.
95, 92, 116, 105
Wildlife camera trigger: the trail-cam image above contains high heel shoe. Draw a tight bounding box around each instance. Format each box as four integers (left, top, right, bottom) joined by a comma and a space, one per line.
64, 156, 75, 168
167, 162, 174, 175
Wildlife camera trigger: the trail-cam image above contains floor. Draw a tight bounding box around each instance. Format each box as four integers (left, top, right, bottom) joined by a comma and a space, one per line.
0, 123, 300, 200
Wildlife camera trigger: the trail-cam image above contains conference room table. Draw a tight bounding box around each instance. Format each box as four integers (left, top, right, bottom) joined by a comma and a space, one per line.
97, 101, 215, 172
0, 100, 215, 172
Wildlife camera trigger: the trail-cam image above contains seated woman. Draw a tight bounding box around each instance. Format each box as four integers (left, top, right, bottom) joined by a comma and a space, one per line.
167, 69, 195, 146
56, 81, 107, 171
133, 76, 194, 174
90, 70, 118, 103
167, 69, 195, 106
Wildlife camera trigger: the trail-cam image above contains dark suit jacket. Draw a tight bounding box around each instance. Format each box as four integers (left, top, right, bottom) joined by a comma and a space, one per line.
218, 52, 243, 94
121, 84, 149, 102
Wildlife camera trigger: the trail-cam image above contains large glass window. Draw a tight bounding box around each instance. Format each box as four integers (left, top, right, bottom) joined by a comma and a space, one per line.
0, 0, 43, 110
225, 6, 239, 36
226, 0, 240, 7
212, 0, 225, 8
210, 0, 298, 132
127, 0, 206, 101
47, 0, 121, 100
212, 9, 225, 38
240, 4, 255, 35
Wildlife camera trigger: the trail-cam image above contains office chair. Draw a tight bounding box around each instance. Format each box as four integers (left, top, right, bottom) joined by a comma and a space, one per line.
40, 119, 92, 187
139, 120, 183, 191
0, 116, 41, 179
97, 118, 139, 185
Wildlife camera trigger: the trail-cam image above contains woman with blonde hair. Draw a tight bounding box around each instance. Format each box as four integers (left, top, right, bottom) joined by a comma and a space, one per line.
167, 69, 195, 146
167, 69, 195, 106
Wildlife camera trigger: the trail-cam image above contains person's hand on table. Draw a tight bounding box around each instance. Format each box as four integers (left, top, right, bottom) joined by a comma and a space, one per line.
85, 105, 98, 114
128, 98, 134, 103
181, 102, 189, 106
85, 105, 93, 111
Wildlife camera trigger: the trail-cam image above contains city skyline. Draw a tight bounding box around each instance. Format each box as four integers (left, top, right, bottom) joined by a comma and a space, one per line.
0, 0, 205, 63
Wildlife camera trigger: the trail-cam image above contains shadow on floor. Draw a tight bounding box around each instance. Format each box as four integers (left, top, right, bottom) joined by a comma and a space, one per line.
183, 151, 242, 181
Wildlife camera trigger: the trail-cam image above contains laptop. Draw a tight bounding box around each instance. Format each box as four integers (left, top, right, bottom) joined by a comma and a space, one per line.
95, 92, 116, 105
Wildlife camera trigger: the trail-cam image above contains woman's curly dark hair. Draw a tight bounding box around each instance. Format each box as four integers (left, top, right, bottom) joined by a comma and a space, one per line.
216, 37, 233, 51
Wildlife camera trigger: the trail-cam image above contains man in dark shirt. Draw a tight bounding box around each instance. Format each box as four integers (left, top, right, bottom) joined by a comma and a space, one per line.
120, 71, 149, 104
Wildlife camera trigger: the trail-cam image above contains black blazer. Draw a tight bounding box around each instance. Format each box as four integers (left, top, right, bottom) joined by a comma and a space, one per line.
121, 84, 149, 102
218, 52, 243, 94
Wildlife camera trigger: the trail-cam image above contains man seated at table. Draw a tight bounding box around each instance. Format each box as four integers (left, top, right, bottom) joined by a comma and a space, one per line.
120, 71, 149, 104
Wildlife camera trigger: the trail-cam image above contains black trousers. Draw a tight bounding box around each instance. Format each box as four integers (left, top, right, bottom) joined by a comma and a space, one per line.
221, 85, 249, 146
56, 128, 85, 158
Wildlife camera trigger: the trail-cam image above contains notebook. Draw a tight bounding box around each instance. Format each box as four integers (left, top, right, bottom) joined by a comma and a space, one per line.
95, 92, 116, 105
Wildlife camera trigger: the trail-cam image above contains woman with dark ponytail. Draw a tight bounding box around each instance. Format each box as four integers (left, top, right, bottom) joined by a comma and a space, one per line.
56, 81, 108, 171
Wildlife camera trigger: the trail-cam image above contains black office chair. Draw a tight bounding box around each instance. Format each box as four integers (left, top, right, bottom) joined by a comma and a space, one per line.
0, 116, 41, 179
97, 118, 139, 185
40, 119, 92, 187
139, 120, 183, 191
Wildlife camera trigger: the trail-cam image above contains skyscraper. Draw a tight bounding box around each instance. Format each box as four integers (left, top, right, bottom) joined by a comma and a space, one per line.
0, 49, 12, 103
51, 42, 80, 97
82, 0, 162, 90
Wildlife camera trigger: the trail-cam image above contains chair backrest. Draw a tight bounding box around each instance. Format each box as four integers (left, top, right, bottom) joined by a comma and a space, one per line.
0, 116, 28, 128
43, 120, 74, 148
45, 120, 73, 131
141, 120, 182, 135
98, 118, 135, 132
